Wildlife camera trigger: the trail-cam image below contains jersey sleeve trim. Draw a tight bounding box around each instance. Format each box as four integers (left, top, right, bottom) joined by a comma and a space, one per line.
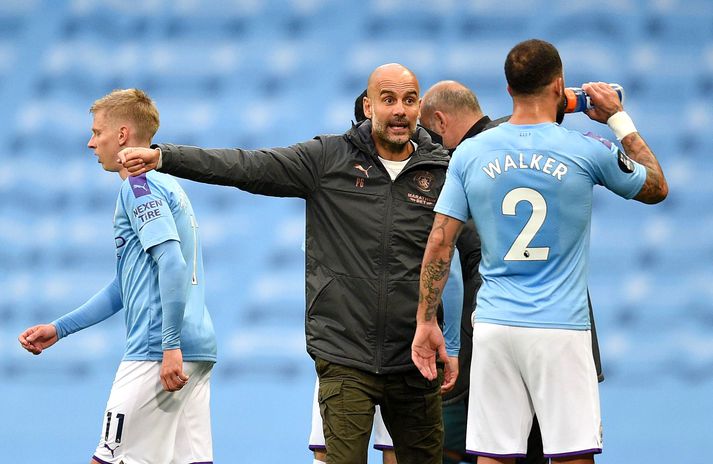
433, 206, 468, 223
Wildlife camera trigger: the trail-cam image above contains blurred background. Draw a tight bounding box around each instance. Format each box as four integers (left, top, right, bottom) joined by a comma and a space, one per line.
1, 0, 711, 462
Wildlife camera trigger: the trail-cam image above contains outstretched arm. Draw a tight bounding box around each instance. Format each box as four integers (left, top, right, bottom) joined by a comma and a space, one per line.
118, 138, 325, 198
412, 213, 464, 383
584, 82, 668, 204
18, 276, 123, 355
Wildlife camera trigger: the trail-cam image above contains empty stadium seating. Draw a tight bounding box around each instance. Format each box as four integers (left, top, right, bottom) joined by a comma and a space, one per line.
1, 1, 710, 462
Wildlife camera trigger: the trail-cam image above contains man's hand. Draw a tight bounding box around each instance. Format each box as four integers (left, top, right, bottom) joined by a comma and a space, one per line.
18, 324, 59, 355
160, 348, 189, 392
118, 147, 160, 176
412, 323, 452, 384
441, 355, 459, 394
583, 82, 624, 124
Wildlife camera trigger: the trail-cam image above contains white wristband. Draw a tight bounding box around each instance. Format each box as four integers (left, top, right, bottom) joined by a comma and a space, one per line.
607, 111, 637, 141
156, 147, 163, 169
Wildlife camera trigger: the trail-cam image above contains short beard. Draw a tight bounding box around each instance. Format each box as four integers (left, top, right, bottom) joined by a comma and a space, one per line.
373, 121, 414, 154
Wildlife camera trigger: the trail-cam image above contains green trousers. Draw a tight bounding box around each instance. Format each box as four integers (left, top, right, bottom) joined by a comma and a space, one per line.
316, 357, 444, 464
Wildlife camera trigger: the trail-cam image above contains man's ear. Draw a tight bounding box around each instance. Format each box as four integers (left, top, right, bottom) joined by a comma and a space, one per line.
118, 126, 129, 146
553, 76, 564, 98
363, 96, 372, 119
434, 111, 447, 133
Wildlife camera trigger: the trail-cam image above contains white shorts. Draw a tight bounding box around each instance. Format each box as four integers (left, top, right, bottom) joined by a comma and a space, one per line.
466, 323, 602, 459
308, 378, 393, 451
92, 360, 214, 464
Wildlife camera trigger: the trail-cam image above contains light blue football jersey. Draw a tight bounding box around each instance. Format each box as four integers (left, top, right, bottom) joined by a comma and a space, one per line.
435, 122, 646, 329
114, 171, 216, 361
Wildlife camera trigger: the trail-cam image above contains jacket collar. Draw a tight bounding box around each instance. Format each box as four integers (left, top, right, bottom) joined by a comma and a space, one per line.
457, 115, 492, 147
346, 120, 449, 165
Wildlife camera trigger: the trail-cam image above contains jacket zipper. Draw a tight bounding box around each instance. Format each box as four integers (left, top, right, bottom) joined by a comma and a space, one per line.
375, 183, 393, 374
372, 151, 447, 373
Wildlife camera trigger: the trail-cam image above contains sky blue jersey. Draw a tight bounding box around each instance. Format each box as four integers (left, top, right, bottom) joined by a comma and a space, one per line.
435, 122, 646, 330
115, 171, 216, 361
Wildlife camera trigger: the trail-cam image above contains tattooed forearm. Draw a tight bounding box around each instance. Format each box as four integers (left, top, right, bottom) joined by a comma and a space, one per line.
621, 133, 668, 204
417, 213, 464, 323
428, 215, 462, 261
431, 215, 454, 247
419, 258, 450, 321
638, 165, 666, 203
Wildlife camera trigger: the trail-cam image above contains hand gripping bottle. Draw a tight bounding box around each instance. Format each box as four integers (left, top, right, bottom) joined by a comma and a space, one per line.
564, 83, 624, 113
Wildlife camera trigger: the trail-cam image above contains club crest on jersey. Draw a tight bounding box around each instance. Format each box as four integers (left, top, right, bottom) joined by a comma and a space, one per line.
129, 174, 151, 198
413, 171, 435, 193
584, 131, 612, 149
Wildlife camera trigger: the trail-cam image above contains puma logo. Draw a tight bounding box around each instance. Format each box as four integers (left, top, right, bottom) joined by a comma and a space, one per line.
104, 443, 120, 458
353, 163, 373, 178
130, 176, 151, 198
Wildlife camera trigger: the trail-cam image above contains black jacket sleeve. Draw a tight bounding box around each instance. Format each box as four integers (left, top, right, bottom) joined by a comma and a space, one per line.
155, 138, 325, 199
456, 220, 481, 282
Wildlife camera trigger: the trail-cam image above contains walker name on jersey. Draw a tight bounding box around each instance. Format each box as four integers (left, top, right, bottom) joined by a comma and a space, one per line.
133, 199, 163, 225
482, 152, 568, 181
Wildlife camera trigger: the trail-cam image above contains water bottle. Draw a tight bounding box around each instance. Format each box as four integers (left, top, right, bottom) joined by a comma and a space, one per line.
564, 83, 624, 113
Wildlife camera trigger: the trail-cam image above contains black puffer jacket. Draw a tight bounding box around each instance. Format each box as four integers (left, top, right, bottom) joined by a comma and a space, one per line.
156, 120, 450, 373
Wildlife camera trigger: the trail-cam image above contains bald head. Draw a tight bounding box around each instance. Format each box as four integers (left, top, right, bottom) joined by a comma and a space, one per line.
421, 81, 482, 126
420, 80, 484, 149
366, 63, 420, 100
363, 63, 421, 159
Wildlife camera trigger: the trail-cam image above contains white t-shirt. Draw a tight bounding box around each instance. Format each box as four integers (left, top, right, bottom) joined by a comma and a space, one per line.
378, 141, 417, 181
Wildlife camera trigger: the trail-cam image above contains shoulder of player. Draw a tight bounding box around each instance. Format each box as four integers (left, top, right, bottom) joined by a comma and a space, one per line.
146, 170, 178, 188
568, 128, 617, 153
120, 172, 176, 201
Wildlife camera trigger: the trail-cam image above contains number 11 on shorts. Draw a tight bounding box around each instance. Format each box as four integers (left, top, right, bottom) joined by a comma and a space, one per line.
104, 411, 126, 444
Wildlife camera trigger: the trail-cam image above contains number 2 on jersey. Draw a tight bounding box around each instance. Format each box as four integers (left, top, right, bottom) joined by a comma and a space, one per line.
502, 187, 550, 261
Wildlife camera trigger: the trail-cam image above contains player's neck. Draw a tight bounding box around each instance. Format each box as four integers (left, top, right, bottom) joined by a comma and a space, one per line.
509, 98, 557, 125
118, 168, 130, 180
